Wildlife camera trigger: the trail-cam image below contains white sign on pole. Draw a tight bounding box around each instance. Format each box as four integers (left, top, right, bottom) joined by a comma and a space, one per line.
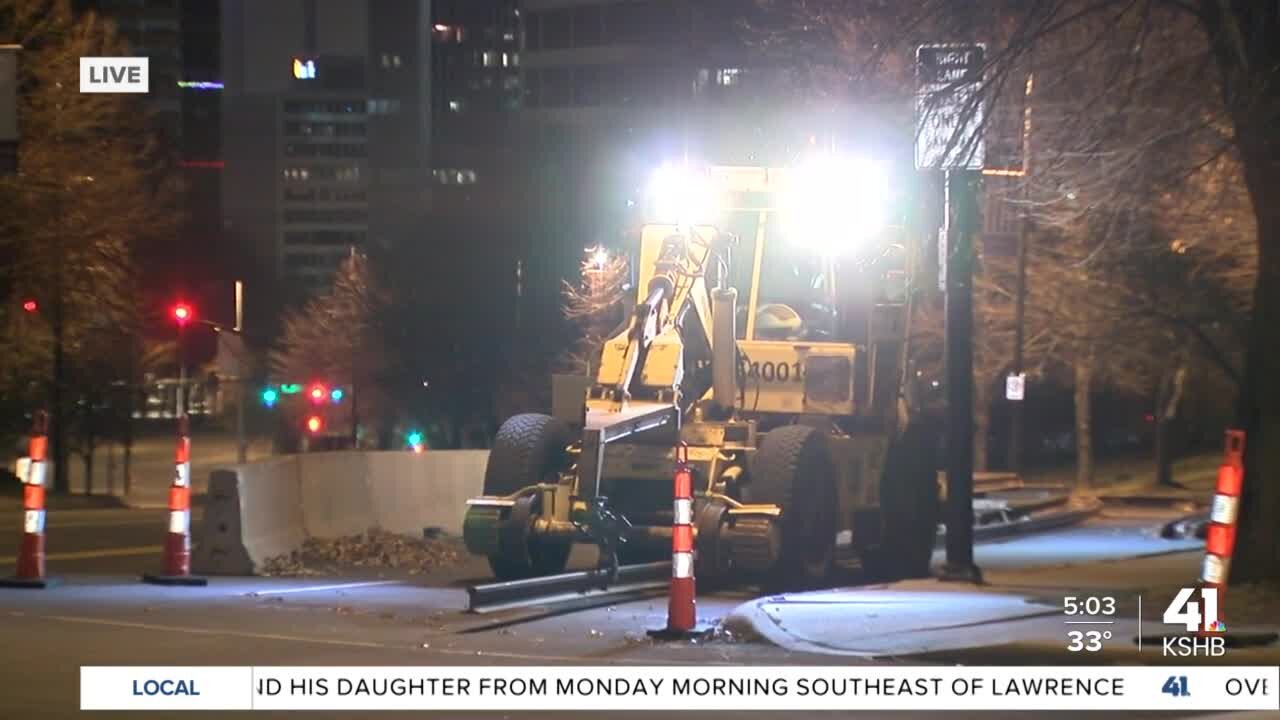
915, 44, 986, 170
1006, 372, 1026, 401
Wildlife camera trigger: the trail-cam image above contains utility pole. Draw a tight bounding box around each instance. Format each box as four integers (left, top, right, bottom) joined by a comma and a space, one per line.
1008, 71, 1034, 475
51, 275, 68, 495
916, 43, 986, 584
941, 169, 983, 584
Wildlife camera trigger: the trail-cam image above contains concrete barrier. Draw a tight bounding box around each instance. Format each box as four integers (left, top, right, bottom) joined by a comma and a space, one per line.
192, 450, 487, 575
193, 456, 304, 575
364, 450, 489, 536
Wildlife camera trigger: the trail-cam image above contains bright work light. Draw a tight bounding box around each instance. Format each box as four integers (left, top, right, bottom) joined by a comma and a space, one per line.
646, 163, 718, 227
782, 155, 889, 255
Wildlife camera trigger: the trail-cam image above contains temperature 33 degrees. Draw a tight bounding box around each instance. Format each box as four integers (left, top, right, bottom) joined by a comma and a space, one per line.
1063, 595, 1118, 653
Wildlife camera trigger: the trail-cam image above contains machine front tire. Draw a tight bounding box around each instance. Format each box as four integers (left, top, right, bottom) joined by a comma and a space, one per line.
483, 414, 573, 580
873, 421, 941, 580
748, 425, 837, 591
483, 413, 572, 496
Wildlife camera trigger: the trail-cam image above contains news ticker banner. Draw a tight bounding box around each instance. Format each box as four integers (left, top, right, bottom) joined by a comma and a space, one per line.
82, 665, 1278, 712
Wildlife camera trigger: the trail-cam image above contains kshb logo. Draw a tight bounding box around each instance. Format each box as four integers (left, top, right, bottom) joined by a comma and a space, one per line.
80, 57, 149, 93
1163, 586, 1223, 632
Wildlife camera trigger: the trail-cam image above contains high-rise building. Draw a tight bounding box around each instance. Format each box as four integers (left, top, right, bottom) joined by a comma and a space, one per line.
84, 0, 184, 141
428, 0, 521, 217
221, 0, 434, 291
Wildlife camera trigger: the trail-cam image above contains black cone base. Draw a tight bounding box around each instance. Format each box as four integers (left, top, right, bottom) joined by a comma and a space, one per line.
0, 576, 58, 589
647, 622, 715, 641
142, 573, 208, 586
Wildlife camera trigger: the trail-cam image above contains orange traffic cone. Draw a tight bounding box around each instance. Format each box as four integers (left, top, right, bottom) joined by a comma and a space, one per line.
650, 443, 711, 639
142, 414, 207, 586
1, 411, 57, 589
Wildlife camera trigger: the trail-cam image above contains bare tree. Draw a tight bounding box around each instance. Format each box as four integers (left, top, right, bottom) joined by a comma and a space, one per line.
559, 247, 630, 375
0, 0, 180, 492
271, 254, 393, 445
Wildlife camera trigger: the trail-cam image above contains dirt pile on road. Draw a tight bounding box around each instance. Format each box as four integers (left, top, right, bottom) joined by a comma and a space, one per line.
261, 528, 466, 576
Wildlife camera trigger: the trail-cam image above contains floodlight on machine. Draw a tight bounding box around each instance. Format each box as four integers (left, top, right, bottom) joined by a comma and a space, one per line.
782, 155, 889, 255
646, 163, 719, 227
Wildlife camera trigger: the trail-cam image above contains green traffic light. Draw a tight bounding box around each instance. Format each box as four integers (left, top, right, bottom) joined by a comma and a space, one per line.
279, 383, 302, 395
330, 388, 344, 403
261, 388, 278, 406
406, 431, 424, 447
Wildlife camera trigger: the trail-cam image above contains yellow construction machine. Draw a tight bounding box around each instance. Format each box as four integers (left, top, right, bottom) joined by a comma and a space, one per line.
463, 160, 939, 589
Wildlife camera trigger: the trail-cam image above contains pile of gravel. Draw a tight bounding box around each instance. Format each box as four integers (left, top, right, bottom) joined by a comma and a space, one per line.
261, 528, 466, 576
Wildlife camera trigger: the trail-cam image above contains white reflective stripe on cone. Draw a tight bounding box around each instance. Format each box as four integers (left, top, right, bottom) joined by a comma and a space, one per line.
15, 457, 30, 484
1201, 553, 1228, 585
1210, 494, 1239, 526
174, 462, 191, 488
672, 551, 694, 579
24, 509, 45, 534
673, 498, 693, 526
26, 461, 46, 488
168, 509, 190, 534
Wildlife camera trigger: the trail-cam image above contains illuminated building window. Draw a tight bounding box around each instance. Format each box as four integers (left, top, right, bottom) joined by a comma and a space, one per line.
292, 58, 317, 80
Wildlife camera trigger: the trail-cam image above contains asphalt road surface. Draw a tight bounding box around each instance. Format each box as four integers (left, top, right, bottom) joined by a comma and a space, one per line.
0, 505, 1264, 719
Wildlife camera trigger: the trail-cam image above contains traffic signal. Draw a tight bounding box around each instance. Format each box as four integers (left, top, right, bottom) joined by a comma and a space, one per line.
21, 298, 37, 313
305, 415, 324, 434
329, 388, 344, 403
261, 388, 279, 407
406, 430, 425, 453
171, 302, 193, 327
308, 383, 328, 404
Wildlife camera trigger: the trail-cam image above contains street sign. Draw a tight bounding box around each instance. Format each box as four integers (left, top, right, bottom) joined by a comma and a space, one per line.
1006, 372, 1026, 401
916, 44, 986, 170
0, 45, 18, 175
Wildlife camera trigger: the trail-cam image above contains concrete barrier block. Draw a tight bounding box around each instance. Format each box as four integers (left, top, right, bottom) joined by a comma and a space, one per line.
365, 450, 487, 536
194, 449, 490, 575
193, 456, 305, 574
297, 452, 374, 538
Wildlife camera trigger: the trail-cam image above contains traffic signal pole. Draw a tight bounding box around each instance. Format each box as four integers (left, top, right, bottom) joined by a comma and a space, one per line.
234, 281, 247, 464
941, 169, 983, 584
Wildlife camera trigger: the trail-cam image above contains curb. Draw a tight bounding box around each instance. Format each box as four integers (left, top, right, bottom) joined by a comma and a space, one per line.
934, 497, 1103, 546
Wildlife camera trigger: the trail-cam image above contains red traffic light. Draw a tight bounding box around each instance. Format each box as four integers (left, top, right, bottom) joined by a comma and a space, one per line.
308, 383, 328, 404
171, 302, 193, 326
21, 299, 37, 313
305, 415, 324, 434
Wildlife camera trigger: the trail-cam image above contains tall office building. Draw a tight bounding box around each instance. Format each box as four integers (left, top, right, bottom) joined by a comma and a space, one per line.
430, 0, 521, 217
83, 0, 184, 140
221, 0, 433, 290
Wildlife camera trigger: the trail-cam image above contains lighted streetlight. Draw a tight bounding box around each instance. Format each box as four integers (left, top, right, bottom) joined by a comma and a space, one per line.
588, 246, 609, 270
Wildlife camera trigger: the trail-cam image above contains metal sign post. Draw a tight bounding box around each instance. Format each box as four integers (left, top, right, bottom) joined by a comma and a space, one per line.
917, 44, 986, 584
0, 45, 18, 175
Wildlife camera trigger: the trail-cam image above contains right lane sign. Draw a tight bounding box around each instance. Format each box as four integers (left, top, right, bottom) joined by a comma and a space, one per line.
916, 44, 986, 170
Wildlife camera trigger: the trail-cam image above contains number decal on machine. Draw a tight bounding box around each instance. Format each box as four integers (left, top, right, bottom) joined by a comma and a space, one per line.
747, 361, 804, 383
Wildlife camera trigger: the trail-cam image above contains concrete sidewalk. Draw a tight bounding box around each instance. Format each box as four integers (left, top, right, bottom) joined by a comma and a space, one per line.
723, 515, 1280, 661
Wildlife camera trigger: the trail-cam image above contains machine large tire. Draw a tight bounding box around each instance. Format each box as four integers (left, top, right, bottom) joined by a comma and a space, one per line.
872, 421, 941, 581
488, 494, 572, 580
483, 414, 573, 580
747, 425, 837, 590
483, 414, 572, 495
